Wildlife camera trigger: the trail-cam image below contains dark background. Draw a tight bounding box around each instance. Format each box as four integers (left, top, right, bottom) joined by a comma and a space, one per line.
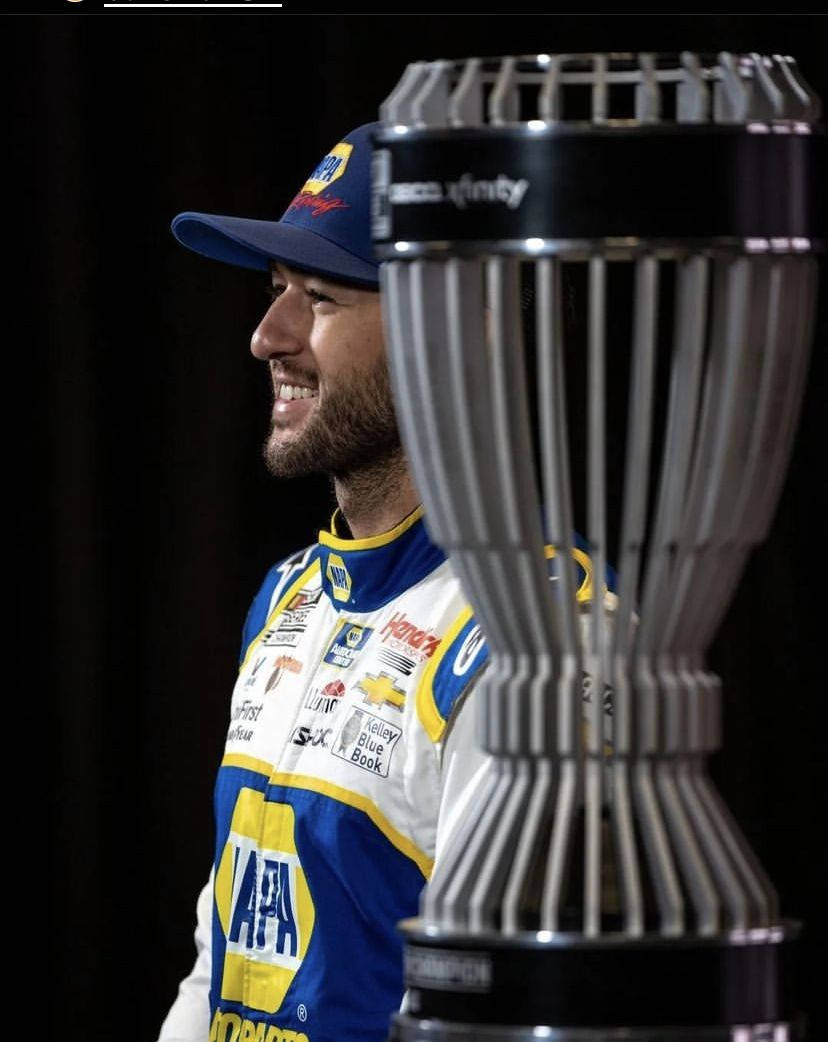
6, 12, 825, 1041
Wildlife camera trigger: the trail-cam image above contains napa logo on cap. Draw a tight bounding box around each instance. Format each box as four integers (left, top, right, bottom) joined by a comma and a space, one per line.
301, 141, 354, 196
214, 789, 315, 1014
326, 553, 352, 603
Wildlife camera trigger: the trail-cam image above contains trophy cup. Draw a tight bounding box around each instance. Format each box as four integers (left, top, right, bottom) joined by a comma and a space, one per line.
371, 53, 824, 1040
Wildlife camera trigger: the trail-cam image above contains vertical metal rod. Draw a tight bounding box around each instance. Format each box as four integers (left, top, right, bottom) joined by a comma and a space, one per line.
420, 765, 502, 923
612, 255, 659, 662
541, 758, 578, 932
408, 260, 463, 546
437, 763, 514, 928
610, 254, 659, 934
468, 759, 532, 929
537, 258, 581, 756
502, 760, 555, 933
584, 255, 608, 934
380, 264, 448, 537
592, 54, 608, 123
486, 256, 562, 755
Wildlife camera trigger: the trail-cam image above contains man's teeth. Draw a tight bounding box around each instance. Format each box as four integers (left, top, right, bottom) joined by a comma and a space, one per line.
278, 384, 318, 401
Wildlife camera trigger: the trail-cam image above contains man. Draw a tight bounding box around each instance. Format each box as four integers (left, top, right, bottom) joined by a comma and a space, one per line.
159, 122, 601, 1042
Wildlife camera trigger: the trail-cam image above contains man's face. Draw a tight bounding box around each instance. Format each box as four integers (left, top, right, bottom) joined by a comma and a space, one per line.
251, 263, 401, 480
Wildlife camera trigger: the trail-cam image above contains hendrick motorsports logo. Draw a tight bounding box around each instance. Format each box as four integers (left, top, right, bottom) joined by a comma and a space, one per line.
389, 173, 529, 210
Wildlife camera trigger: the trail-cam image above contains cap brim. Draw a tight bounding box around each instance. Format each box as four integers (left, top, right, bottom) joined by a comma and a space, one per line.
171, 212, 380, 288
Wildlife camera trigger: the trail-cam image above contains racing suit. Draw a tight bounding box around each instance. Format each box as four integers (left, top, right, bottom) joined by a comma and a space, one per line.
157, 506, 602, 1042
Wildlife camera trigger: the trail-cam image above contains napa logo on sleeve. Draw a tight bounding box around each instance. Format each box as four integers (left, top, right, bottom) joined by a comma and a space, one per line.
300, 141, 354, 196
214, 790, 315, 1014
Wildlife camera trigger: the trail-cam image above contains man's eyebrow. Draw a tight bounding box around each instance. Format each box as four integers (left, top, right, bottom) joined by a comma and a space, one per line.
269, 262, 330, 286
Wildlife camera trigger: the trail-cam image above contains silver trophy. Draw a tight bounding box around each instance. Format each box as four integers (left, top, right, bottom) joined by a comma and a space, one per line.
372, 53, 824, 1040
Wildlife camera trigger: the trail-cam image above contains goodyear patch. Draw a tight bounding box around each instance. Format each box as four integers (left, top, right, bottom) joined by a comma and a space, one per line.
332, 707, 402, 777
323, 620, 373, 668
227, 698, 264, 744
301, 141, 353, 196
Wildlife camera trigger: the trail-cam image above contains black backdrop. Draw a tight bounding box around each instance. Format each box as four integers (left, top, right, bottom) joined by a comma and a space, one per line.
8, 13, 826, 1041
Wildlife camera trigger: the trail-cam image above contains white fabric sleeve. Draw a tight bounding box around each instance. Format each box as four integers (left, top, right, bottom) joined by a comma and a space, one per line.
156, 869, 214, 1042
434, 689, 491, 865
433, 591, 618, 863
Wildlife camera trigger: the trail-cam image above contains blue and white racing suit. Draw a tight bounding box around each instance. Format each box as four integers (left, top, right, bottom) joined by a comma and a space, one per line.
157, 506, 607, 1042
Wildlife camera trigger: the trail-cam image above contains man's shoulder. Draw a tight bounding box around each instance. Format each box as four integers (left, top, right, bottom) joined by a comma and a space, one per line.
239, 542, 320, 664
415, 542, 614, 742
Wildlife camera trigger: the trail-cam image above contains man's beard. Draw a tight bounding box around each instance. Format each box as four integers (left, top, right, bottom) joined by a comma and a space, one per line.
262, 354, 403, 481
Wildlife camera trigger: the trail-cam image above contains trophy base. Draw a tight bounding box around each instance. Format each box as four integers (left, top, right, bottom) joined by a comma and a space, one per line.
390, 1018, 800, 1041
390, 920, 803, 1042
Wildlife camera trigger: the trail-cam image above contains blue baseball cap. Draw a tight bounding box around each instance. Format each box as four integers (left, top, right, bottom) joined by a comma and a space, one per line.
171, 122, 380, 289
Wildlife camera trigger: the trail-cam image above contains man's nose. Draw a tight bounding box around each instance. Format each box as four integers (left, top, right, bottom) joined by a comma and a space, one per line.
250, 297, 306, 361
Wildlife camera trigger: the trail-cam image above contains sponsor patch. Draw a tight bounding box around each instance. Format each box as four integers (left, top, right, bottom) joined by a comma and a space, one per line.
326, 553, 352, 603
380, 610, 441, 663
262, 587, 322, 649
214, 793, 315, 1014
227, 699, 264, 744
264, 655, 303, 693
332, 707, 402, 777
291, 723, 333, 748
243, 654, 269, 688
377, 646, 417, 676
304, 679, 346, 715
452, 624, 486, 677
286, 192, 349, 218
209, 1010, 308, 1042
357, 671, 406, 712
323, 620, 373, 669
300, 141, 353, 196
582, 671, 614, 716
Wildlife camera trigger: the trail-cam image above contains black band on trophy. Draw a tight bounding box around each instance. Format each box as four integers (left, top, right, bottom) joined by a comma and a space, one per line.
400, 926, 800, 1028
372, 126, 826, 253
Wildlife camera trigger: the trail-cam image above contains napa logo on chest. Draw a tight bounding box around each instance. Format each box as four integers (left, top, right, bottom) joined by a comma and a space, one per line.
214, 790, 315, 1014
323, 619, 373, 668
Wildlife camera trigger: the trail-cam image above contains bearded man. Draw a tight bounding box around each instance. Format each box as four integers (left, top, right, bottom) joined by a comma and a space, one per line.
158, 122, 601, 1042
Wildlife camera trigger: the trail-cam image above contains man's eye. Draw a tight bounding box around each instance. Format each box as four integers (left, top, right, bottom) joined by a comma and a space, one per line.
307, 288, 336, 306
265, 284, 285, 302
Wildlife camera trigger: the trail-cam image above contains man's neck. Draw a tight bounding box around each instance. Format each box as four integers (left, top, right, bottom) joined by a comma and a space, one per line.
333, 459, 420, 540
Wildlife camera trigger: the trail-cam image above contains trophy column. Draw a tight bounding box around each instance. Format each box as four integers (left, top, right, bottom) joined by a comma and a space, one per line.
372, 53, 824, 1041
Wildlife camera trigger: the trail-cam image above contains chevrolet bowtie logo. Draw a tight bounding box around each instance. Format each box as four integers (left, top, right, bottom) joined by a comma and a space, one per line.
358, 672, 406, 712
